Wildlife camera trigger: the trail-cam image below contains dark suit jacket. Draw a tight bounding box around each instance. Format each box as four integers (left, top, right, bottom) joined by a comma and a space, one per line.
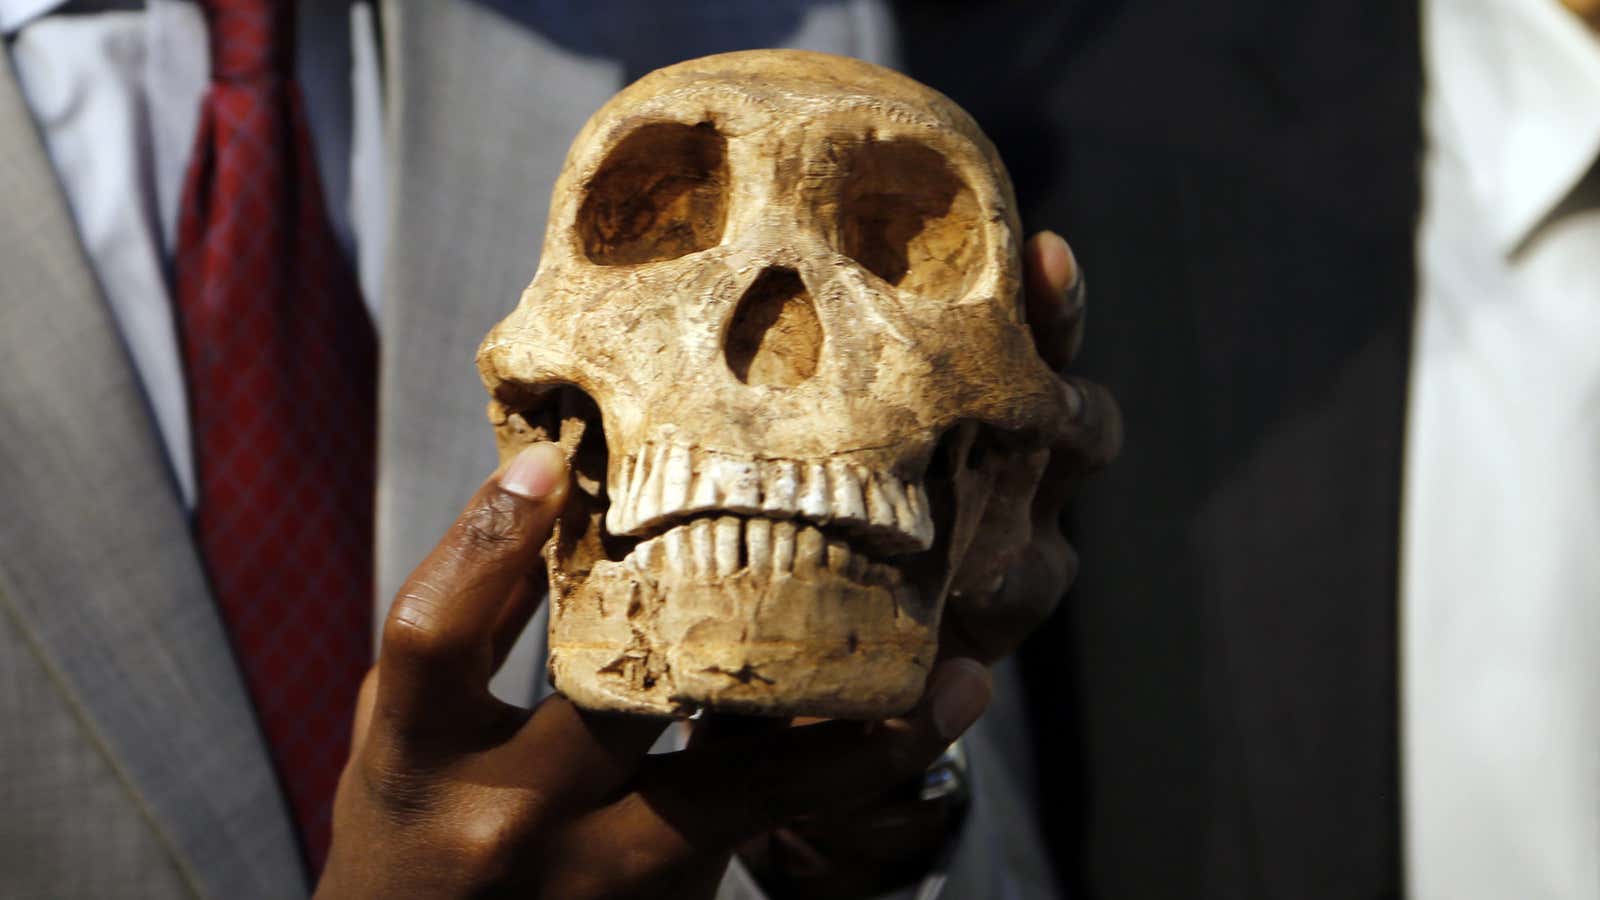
897, 2, 1423, 897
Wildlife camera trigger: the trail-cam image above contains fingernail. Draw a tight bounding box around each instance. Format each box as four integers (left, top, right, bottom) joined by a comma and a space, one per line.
1039, 230, 1078, 300
930, 658, 992, 741
501, 442, 566, 501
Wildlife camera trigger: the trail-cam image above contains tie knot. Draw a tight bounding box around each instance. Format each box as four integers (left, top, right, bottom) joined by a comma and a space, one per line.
203, 0, 294, 82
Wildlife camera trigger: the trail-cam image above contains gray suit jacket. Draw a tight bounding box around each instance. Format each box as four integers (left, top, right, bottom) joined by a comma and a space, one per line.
0, 3, 1056, 896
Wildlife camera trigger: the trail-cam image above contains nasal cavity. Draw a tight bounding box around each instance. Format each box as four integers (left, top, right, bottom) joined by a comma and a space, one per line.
724, 267, 822, 387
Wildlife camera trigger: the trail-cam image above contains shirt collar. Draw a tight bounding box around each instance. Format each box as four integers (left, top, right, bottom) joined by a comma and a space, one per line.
0, 0, 69, 34
1427, 0, 1600, 253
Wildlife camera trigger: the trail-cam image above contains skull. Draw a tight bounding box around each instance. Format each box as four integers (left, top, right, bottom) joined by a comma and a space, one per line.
478, 50, 1073, 719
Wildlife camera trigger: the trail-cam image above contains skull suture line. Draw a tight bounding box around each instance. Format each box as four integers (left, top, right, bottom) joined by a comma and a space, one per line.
478, 50, 1074, 719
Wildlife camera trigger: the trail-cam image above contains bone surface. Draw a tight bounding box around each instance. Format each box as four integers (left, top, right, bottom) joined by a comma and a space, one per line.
478, 50, 1074, 718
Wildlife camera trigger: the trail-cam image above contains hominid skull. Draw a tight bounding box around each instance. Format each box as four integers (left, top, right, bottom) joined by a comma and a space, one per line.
478, 50, 1074, 719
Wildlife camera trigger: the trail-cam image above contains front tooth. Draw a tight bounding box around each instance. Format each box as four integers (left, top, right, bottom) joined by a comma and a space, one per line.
746, 517, 773, 576
762, 460, 799, 514
772, 520, 797, 573
660, 444, 693, 513
829, 461, 866, 523
689, 452, 720, 508
690, 519, 714, 575
714, 516, 741, 576
663, 526, 690, 573
799, 462, 830, 519
863, 472, 896, 529
723, 459, 761, 511
796, 525, 825, 575
633, 442, 669, 530
825, 537, 852, 575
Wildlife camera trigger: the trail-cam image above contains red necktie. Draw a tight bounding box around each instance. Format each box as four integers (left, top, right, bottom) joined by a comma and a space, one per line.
174, 0, 375, 874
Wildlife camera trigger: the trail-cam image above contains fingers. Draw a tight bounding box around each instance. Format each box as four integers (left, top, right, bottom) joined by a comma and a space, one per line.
1038, 377, 1123, 514
942, 531, 1079, 664
1023, 230, 1086, 370
377, 443, 569, 734
630, 659, 993, 850
511, 695, 671, 810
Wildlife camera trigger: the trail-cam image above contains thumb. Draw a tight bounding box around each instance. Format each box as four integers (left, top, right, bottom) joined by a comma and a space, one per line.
377, 442, 569, 732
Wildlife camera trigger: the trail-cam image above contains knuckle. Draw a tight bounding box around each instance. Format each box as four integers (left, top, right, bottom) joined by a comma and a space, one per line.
453, 817, 519, 879
382, 584, 454, 661
1056, 378, 1123, 469
452, 492, 527, 556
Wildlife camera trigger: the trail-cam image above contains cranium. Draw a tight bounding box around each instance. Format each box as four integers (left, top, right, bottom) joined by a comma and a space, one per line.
477, 50, 1073, 719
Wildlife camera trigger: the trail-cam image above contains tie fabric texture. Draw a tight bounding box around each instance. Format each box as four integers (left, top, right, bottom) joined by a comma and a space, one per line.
174, 0, 376, 874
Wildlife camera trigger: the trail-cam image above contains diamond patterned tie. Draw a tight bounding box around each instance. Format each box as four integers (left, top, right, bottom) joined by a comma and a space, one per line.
174, 0, 376, 875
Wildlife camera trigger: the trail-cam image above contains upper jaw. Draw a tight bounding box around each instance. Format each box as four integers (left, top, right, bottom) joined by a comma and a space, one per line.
603, 439, 935, 556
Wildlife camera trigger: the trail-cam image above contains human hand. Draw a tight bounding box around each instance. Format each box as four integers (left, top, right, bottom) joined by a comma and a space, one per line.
316, 442, 993, 900
938, 230, 1123, 664
736, 231, 1122, 896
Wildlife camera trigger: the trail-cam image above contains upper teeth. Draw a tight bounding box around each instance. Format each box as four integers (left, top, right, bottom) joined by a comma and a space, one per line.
605, 441, 935, 553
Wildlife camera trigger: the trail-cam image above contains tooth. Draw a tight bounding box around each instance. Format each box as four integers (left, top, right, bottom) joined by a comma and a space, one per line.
690, 519, 714, 575
864, 471, 896, 530
631, 535, 659, 571
905, 482, 928, 527
605, 453, 633, 535
634, 442, 669, 530
799, 462, 830, 519
660, 444, 693, 513
866, 561, 902, 586
723, 459, 761, 511
796, 525, 825, 575
828, 461, 866, 523
772, 520, 797, 573
625, 448, 650, 527
881, 477, 918, 540
663, 526, 690, 573
689, 453, 720, 508
847, 550, 869, 583
825, 537, 852, 575
761, 460, 799, 514
714, 516, 741, 576
746, 517, 773, 576
905, 483, 935, 549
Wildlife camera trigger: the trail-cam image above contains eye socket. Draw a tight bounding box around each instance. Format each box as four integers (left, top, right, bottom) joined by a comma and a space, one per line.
830, 139, 984, 297
578, 122, 729, 266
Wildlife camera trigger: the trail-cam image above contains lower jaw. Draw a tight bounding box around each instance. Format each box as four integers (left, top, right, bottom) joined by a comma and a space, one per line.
546, 546, 939, 719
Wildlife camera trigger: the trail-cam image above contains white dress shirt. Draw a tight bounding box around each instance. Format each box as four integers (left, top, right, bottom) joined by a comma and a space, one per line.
1405, 1, 1600, 897
2, 0, 387, 509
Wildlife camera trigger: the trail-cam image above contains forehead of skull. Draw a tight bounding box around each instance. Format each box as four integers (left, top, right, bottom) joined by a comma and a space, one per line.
574, 49, 994, 155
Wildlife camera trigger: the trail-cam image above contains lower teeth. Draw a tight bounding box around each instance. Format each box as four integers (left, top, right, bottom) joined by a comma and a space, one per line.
624, 516, 897, 585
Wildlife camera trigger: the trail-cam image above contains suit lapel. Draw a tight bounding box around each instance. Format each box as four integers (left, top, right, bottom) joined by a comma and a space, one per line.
375, 0, 624, 702
0, 55, 304, 898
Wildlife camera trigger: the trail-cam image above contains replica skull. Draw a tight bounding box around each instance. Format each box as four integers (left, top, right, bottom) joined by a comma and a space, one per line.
478, 50, 1074, 719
